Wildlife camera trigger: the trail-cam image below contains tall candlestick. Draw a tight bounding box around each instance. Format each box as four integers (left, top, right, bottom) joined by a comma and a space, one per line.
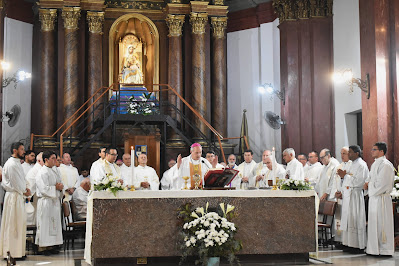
131, 146, 135, 183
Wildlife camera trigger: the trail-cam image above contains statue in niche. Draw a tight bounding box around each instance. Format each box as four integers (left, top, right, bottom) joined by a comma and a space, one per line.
119, 34, 144, 85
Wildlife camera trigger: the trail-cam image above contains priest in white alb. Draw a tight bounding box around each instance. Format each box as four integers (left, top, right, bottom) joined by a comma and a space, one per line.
120, 153, 133, 186
339, 145, 368, 251
89, 147, 106, 184
364, 142, 395, 256
252, 150, 271, 187
72, 178, 90, 221
256, 154, 285, 187
174, 143, 213, 190
227, 154, 238, 169
282, 148, 304, 180
160, 159, 177, 190
94, 147, 123, 184
0, 142, 31, 259
59, 153, 80, 201
132, 154, 159, 190
318, 148, 340, 200
25, 152, 44, 226
21, 149, 35, 177
329, 147, 352, 243
304, 151, 323, 187
234, 150, 257, 189
35, 151, 64, 255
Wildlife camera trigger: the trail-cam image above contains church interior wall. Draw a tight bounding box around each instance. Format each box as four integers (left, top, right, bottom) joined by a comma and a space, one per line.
332, 0, 362, 161
1, 17, 33, 162
226, 19, 282, 163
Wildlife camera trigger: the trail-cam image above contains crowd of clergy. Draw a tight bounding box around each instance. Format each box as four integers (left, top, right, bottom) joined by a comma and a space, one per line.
0, 140, 395, 260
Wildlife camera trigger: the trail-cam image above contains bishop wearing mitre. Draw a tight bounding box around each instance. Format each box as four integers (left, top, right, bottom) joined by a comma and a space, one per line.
174, 143, 213, 190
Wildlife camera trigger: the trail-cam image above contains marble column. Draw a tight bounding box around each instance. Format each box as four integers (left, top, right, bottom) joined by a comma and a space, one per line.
166, 14, 185, 141
190, 12, 208, 137
210, 17, 227, 137
62, 7, 81, 133
38, 9, 57, 135
87, 11, 104, 132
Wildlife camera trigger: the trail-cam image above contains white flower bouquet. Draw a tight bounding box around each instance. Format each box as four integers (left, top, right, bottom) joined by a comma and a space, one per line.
178, 202, 241, 265
280, 178, 312, 191
93, 174, 128, 196
127, 92, 159, 116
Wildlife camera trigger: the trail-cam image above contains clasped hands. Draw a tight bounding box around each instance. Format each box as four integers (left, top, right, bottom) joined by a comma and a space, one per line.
56, 183, 64, 192
140, 182, 150, 188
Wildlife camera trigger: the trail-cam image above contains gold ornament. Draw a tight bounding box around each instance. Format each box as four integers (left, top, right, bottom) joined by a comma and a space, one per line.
39, 9, 57, 32
213, 0, 224, 5
87, 11, 104, 34
190, 12, 208, 35
170, 0, 182, 3
210, 17, 227, 39
272, 0, 333, 23
166, 14, 185, 37
62, 7, 81, 30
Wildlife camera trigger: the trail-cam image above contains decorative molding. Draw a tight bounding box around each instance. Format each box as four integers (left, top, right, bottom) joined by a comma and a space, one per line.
272, 0, 333, 23
166, 14, 185, 37
39, 8, 57, 32
87, 11, 104, 34
170, 0, 182, 3
213, 0, 224, 5
190, 12, 208, 34
210, 16, 227, 38
105, 0, 165, 10
62, 7, 81, 30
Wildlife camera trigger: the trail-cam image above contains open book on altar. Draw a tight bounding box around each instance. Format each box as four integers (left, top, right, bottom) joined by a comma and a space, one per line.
203, 168, 239, 188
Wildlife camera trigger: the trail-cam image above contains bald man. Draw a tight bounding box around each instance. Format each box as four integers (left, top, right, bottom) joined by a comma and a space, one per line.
120, 153, 133, 186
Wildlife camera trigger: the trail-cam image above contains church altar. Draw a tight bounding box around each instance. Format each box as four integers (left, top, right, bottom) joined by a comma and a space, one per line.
84, 190, 317, 265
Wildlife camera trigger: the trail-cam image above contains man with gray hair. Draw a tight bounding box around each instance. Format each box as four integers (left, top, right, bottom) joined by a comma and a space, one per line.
282, 148, 304, 180
227, 154, 238, 169
318, 148, 340, 200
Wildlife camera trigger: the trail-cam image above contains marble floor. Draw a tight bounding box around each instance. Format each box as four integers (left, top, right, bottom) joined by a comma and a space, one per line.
3, 241, 399, 266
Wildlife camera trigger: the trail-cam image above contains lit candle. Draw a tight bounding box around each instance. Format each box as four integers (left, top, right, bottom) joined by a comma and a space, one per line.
131, 146, 135, 181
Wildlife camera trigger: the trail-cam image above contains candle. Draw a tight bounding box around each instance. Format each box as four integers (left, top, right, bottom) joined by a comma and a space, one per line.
131, 146, 135, 181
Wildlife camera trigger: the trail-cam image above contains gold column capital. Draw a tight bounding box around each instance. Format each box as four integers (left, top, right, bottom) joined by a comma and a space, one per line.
62, 7, 81, 30
272, 0, 333, 23
190, 12, 208, 35
210, 16, 227, 39
39, 9, 57, 32
87, 11, 104, 34
170, 0, 182, 3
166, 14, 185, 37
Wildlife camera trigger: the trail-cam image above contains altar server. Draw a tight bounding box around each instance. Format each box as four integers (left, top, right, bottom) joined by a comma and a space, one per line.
339, 145, 368, 251
94, 147, 122, 184
365, 142, 395, 256
318, 149, 340, 200
21, 150, 35, 177
0, 142, 31, 259
25, 152, 44, 226
175, 143, 212, 190
35, 151, 64, 255
120, 153, 133, 186
161, 159, 177, 190
283, 148, 304, 181
133, 154, 159, 190
89, 147, 106, 184
304, 151, 323, 187
329, 147, 352, 243
59, 153, 80, 202
256, 155, 285, 187
234, 150, 257, 189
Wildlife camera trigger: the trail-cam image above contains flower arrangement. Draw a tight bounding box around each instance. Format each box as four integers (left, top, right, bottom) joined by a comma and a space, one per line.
178, 202, 241, 265
93, 174, 128, 196
127, 92, 159, 115
280, 179, 313, 191
391, 168, 399, 200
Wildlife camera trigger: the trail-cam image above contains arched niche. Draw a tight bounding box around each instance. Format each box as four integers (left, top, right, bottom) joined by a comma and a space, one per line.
109, 13, 159, 91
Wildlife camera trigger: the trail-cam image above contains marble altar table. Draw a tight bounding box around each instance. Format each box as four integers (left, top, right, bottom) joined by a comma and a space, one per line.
84, 190, 317, 265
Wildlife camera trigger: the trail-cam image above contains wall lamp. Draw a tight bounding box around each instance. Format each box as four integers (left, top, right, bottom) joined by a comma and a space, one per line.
258, 83, 285, 105
333, 69, 370, 99
1, 61, 31, 89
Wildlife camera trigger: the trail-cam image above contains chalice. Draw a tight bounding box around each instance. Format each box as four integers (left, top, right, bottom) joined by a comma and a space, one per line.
182, 176, 190, 190
193, 174, 201, 190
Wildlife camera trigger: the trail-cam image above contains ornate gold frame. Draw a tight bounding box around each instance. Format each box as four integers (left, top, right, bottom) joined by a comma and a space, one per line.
108, 13, 160, 89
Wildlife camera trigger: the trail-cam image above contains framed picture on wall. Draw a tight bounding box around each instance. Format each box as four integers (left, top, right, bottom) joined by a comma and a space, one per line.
135, 145, 147, 157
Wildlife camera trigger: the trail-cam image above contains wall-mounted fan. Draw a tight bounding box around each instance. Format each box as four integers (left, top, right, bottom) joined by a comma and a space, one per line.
264, 111, 285, 130
2, 105, 21, 127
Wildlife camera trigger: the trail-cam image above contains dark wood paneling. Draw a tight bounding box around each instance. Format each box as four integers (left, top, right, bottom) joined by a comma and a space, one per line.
227, 2, 277, 33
